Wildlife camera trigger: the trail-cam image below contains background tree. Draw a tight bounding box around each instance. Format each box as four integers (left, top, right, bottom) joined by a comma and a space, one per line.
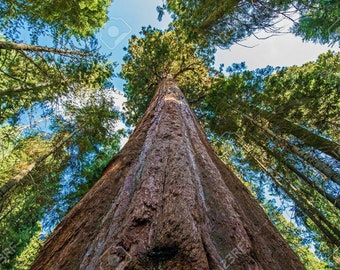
0, 38, 114, 124
0, 87, 122, 268
0, 0, 111, 39
202, 53, 340, 266
0, 1, 122, 268
291, 0, 340, 45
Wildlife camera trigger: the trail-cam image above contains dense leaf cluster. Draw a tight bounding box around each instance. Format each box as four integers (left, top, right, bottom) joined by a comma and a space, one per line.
0, 0, 111, 39
121, 27, 215, 125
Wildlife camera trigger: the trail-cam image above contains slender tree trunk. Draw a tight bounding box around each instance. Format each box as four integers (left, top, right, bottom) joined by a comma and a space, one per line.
269, 149, 340, 209
251, 136, 340, 209
252, 156, 340, 246
247, 104, 340, 161
243, 114, 340, 185
0, 129, 79, 202
31, 79, 304, 269
0, 41, 93, 56
231, 134, 340, 244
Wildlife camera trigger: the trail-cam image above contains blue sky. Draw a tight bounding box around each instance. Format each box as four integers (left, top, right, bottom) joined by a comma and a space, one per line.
97, 0, 171, 61
98, 0, 338, 80
94, 0, 339, 115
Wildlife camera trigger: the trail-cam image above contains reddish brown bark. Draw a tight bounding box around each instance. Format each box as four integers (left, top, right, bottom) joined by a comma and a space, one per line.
31, 79, 304, 269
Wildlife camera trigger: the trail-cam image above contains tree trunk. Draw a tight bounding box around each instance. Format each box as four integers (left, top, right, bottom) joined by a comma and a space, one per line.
230, 133, 340, 245
251, 156, 340, 247
247, 104, 340, 161
31, 79, 304, 270
250, 135, 340, 209
0, 129, 79, 202
243, 113, 340, 185
0, 41, 93, 56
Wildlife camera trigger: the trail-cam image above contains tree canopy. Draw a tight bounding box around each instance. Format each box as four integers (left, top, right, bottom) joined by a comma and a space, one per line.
0, 0, 111, 39
121, 27, 215, 125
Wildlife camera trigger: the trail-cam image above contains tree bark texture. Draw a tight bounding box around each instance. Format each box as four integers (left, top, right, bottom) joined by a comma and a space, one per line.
31, 79, 304, 269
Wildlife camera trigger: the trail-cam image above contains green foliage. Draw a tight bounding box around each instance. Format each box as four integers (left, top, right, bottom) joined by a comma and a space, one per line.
0, 0, 120, 268
205, 51, 339, 144
164, 0, 287, 48
0, 22, 118, 270
0, 135, 68, 269
121, 27, 215, 125
0, 0, 111, 39
0, 45, 115, 124
261, 51, 340, 138
164, 0, 339, 48
292, 0, 340, 45
11, 223, 44, 270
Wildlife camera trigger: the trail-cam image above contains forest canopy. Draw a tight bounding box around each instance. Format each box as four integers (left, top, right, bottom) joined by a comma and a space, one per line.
0, 0, 339, 269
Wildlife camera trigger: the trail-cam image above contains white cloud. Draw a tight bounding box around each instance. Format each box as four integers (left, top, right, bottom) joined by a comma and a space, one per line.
215, 32, 339, 70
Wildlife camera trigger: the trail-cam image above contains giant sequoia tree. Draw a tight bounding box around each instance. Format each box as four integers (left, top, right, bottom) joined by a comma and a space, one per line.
3, 0, 338, 268
31, 29, 305, 269
32, 79, 304, 270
